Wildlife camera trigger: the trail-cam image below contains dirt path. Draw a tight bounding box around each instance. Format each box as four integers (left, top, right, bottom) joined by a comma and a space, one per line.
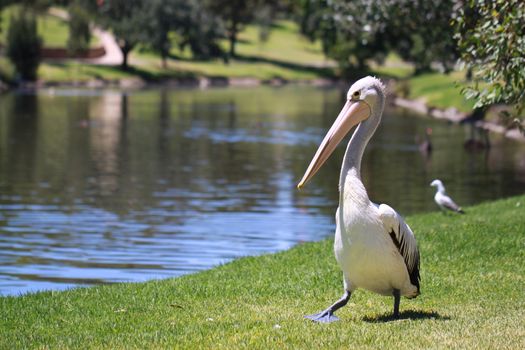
87, 27, 122, 65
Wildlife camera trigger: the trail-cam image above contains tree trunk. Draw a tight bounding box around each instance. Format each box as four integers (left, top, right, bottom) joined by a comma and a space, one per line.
161, 52, 167, 69
229, 32, 236, 58
119, 41, 133, 70
121, 49, 129, 70
228, 20, 238, 58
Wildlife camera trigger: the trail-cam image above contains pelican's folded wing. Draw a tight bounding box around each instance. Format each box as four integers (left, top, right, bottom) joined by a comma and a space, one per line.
378, 204, 420, 292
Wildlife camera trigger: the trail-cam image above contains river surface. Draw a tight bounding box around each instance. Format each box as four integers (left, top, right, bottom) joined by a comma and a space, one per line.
1, 86, 524, 296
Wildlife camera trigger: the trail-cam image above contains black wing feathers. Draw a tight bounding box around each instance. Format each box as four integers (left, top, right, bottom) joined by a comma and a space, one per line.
389, 224, 420, 293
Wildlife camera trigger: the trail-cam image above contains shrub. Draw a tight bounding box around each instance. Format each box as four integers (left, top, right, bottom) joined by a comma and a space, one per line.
67, 3, 91, 54
6, 10, 42, 81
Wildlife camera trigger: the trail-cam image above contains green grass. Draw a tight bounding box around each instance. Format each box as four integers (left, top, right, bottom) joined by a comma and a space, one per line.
221, 21, 329, 66
370, 53, 415, 79
1, 195, 524, 349
31, 20, 335, 84
368, 53, 474, 113
129, 21, 335, 81
403, 71, 475, 112
36, 61, 195, 83
0, 5, 99, 48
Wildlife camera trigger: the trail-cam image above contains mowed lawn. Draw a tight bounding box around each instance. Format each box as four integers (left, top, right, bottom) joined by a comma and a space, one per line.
157, 21, 336, 81
1, 195, 524, 349
29, 20, 336, 83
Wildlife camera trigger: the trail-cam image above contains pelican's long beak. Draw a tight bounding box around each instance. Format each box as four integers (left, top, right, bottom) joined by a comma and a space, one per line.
297, 100, 371, 189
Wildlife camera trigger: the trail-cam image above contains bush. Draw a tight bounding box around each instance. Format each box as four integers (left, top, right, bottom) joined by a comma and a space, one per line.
6, 10, 42, 81
67, 3, 91, 54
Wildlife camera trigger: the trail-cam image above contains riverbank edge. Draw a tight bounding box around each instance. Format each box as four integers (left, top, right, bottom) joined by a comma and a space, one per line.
391, 96, 525, 143
1, 74, 523, 142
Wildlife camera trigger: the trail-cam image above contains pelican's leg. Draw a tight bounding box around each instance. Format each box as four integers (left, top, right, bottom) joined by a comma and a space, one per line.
305, 290, 351, 323
393, 288, 400, 318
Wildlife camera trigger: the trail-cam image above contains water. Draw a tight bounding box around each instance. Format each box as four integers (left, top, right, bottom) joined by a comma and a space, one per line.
1, 86, 524, 296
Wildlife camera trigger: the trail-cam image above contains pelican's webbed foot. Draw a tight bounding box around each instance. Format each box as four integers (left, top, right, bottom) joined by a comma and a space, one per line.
305, 310, 340, 323
305, 290, 351, 323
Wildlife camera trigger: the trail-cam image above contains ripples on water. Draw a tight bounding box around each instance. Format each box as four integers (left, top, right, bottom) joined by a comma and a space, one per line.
0, 86, 524, 295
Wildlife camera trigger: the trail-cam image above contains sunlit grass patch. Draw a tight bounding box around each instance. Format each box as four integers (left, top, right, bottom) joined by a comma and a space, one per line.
131, 20, 336, 81
404, 71, 475, 112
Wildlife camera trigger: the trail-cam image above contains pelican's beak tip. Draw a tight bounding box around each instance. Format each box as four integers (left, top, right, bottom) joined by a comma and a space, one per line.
297, 182, 303, 190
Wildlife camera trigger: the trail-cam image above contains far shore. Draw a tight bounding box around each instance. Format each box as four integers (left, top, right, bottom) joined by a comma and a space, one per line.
3, 74, 523, 143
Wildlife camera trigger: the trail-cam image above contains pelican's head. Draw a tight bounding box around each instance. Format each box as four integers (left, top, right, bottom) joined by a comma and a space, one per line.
297, 76, 385, 189
346, 76, 385, 110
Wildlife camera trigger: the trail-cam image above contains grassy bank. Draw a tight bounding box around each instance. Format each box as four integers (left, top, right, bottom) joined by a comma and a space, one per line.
401, 71, 475, 112
15, 20, 334, 84
1, 195, 524, 349
373, 58, 474, 113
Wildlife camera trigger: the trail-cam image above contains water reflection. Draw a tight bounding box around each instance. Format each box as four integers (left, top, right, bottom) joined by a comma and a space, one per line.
0, 86, 524, 295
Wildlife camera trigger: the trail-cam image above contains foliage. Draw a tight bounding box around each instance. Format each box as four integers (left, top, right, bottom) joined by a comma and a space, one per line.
174, 1, 222, 60
298, 0, 389, 73
5, 9, 42, 81
388, 1, 458, 74
1, 195, 524, 348
402, 71, 475, 112
296, 0, 458, 76
84, 0, 225, 68
66, 1, 91, 54
454, 0, 525, 127
144, 0, 179, 67
143, 0, 223, 67
207, 0, 257, 57
206, 0, 288, 58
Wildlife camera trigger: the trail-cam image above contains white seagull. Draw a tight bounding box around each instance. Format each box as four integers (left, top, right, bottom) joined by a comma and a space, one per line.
298, 77, 420, 322
430, 179, 464, 214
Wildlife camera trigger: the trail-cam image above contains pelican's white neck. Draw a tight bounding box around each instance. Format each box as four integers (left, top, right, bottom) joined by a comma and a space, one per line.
339, 93, 385, 205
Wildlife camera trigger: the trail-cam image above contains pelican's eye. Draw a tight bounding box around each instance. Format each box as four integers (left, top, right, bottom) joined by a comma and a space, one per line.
352, 90, 361, 99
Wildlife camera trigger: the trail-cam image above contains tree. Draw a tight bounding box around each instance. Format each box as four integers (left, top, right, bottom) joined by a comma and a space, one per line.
454, 0, 525, 127
385, 1, 458, 74
207, 0, 263, 58
176, 4, 223, 60
296, 0, 458, 76
145, 0, 223, 67
93, 0, 147, 69
145, 0, 177, 68
298, 0, 390, 74
6, 10, 42, 81
67, 1, 91, 54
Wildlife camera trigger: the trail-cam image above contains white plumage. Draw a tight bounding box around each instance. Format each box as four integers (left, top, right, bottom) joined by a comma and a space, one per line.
298, 77, 420, 322
430, 179, 464, 213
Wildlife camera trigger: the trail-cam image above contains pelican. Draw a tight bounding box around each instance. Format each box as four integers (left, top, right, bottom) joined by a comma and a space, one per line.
430, 179, 464, 214
298, 76, 420, 323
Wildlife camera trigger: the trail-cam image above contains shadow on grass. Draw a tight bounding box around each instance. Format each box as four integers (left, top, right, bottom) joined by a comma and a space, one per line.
235, 54, 336, 79
107, 65, 199, 81
49, 61, 199, 81
363, 310, 450, 323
